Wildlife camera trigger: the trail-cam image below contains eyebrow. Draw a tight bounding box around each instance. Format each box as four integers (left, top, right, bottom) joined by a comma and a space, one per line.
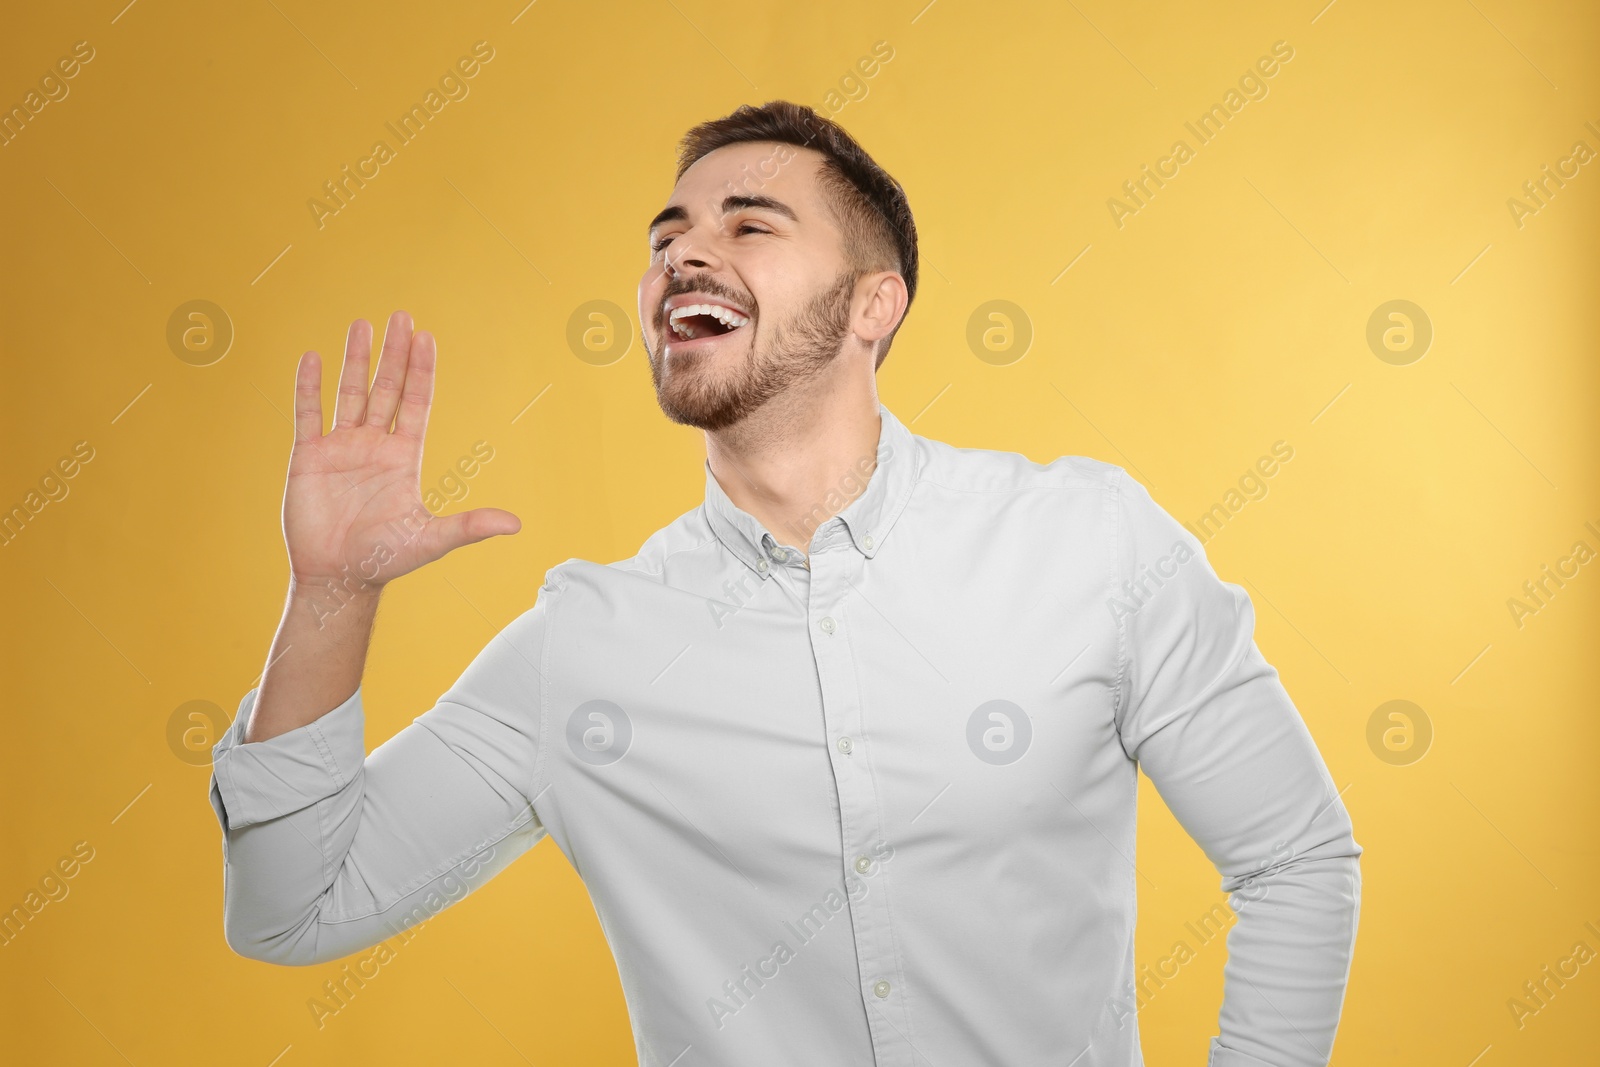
647, 194, 799, 237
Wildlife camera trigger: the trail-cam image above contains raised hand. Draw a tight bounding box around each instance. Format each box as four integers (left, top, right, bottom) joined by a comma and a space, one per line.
283, 310, 520, 593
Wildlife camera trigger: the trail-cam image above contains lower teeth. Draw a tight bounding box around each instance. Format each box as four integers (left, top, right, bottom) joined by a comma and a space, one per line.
675, 325, 735, 340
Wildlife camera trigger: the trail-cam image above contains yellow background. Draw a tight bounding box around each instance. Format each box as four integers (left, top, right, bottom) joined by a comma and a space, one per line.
3, 0, 1597, 1063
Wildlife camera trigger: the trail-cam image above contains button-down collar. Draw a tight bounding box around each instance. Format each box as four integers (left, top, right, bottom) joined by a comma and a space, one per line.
701, 402, 918, 579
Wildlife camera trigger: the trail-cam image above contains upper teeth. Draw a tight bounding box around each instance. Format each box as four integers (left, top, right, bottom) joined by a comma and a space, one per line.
668, 303, 749, 336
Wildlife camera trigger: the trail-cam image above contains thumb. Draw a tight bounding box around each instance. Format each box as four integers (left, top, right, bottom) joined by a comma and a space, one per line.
421, 507, 522, 561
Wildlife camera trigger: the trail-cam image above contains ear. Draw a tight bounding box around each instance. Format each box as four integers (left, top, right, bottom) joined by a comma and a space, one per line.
853, 270, 908, 344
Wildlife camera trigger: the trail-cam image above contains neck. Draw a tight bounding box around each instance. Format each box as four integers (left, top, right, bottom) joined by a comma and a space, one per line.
705, 371, 882, 556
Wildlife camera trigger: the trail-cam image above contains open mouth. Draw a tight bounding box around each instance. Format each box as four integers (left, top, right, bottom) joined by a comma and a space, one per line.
666, 303, 751, 345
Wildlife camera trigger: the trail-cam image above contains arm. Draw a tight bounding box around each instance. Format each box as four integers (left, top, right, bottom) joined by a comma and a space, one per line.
209, 590, 554, 966
1110, 469, 1360, 1067
209, 310, 539, 965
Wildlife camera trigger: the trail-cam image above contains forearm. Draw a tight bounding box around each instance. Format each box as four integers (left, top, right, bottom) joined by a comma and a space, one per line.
209, 592, 556, 966
1213, 848, 1361, 1066
212, 689, 540, 966
246, 577, 382, 744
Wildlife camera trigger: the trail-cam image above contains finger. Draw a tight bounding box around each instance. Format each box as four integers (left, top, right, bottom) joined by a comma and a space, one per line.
333, 318, 374, 428
292, 350, 323, 445
392, 329, 436, 440
365, 309, 414, 430
420, 507, 522, 562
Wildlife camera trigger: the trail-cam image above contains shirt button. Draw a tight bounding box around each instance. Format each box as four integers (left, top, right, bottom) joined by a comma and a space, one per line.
756, 558, 769, 572
771, 548, 788, 562
820, 616, 836, 634
837, 736, 853, 754
873, 979, 891, 998
863, 534, 875, 550
854, 855, 872, 873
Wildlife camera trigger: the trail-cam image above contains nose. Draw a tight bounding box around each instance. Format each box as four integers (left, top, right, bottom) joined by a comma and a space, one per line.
664, 240, 716, 277
661, 207, 729, 278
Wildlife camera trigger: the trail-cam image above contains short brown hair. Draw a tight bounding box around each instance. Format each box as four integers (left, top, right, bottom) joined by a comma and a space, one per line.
675, 100, 918, 369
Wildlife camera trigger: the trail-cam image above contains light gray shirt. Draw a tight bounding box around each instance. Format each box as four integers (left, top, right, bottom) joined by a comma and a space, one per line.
209, 402, 1360, 1067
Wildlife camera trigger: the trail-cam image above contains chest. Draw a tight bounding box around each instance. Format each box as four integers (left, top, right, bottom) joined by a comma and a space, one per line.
533, 539, 1127, 880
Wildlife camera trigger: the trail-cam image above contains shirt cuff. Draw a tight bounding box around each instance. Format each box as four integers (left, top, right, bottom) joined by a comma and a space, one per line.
208, 684, 366, 833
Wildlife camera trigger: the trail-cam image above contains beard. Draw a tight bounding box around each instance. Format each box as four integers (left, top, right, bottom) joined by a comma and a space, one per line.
646, 267, 857, 432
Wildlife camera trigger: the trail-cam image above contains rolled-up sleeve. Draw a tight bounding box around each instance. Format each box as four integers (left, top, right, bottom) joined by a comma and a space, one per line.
208, 575, 560, 966
1110, 469, 1361, 1067
208, 683, 365, 833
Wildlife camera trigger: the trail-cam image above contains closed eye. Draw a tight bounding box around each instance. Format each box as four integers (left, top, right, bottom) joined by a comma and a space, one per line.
652, 223, 771, 254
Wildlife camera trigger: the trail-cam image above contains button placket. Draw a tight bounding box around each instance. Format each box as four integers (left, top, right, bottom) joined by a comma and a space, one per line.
805, 547, 911, 1063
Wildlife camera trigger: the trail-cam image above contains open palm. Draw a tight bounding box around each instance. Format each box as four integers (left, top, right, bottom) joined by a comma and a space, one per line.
283, 310, 519, 590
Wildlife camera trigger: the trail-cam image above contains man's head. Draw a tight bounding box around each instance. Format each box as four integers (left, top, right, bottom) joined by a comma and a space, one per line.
638, 101, 918, 432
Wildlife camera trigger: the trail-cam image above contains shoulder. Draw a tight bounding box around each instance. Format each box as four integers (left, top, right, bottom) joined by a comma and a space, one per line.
539, 501, 725, 598
909, 428, 1125, 502
906, 431, 1197, 564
